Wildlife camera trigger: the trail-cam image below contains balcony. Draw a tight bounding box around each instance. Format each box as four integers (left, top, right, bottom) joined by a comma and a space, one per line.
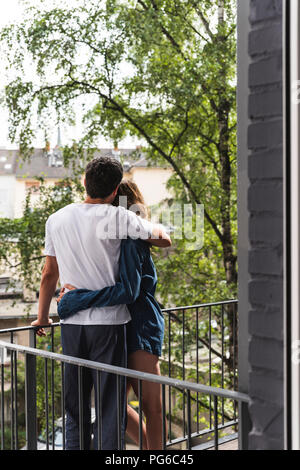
0, 300, 249, 450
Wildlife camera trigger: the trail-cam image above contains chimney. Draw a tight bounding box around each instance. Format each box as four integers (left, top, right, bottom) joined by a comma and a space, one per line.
112, 144, 121, 162
56, 126, 62, 148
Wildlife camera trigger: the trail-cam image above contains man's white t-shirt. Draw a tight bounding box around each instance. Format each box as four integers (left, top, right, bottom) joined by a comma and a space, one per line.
44, 203, 154, 325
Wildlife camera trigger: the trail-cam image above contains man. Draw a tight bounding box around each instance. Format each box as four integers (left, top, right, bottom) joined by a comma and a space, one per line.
31, 156, 171, 450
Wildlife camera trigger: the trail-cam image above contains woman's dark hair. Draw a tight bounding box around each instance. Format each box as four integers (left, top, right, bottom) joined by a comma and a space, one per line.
113, 179, 148, 218
85, 156, 123, 199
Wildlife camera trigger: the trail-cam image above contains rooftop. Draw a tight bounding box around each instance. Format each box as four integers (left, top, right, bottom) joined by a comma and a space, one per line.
0, 147, 167, 180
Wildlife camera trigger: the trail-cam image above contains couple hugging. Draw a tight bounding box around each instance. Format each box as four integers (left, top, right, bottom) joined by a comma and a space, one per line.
31, 156, 172, 450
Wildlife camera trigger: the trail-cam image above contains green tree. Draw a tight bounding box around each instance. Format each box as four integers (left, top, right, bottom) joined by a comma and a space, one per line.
1, 0, 237, 299
0, 0, 238, 395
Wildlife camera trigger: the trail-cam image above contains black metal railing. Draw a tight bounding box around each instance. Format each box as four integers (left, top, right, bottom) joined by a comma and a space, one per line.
0, 339, 248, 451
162, 300, 238, 434
0, 300, 245, 450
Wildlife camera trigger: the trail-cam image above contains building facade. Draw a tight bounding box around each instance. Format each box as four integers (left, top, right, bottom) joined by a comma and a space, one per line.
0, 147, 173, 219
0, 150, 18, 218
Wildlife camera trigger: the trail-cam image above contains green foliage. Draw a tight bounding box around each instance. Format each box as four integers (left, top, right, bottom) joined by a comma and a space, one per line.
152, 228, 236, 309
0, 179, 84, 298
2, 329, 63, 449
160, 304, 237, 430
0, 1, 238, 434
3, 360, 26, 449
1, 0, 238, 301
3, 427, 26, 450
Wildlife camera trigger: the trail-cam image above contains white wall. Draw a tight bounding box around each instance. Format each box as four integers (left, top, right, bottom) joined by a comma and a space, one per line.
14, 178, 59, 218
12, 168, 173, 218
0, 175, 16, 218
126, 167, 173, 206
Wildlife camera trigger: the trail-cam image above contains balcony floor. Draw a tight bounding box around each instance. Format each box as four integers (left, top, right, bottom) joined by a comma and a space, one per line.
126, 439, 239, 451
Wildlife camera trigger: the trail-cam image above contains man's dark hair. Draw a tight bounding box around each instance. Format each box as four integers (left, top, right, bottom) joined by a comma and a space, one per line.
85, 156, 123, 199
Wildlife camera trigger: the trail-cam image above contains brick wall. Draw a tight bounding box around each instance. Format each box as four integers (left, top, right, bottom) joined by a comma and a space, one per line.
247, 0, 284, 449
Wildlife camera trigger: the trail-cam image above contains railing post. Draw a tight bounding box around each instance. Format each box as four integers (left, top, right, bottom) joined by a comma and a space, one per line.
29, 329, 36, 349
238, 400, 251, 450
25, 353, 37, 450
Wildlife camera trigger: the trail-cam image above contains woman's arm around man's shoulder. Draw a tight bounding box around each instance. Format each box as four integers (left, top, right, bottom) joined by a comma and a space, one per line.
147, 224, 172, 248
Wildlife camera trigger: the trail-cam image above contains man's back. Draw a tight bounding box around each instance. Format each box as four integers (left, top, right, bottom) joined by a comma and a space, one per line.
45, 202, 131, 324
33, 156, 169, 450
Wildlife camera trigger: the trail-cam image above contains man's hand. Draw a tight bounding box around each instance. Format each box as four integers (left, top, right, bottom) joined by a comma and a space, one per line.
31, 318, 53, 337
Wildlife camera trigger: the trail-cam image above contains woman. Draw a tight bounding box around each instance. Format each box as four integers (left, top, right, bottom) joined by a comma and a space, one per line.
56, 180, 166, 450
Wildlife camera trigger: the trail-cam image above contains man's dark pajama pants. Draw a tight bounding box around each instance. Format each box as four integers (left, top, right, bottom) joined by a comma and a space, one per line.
60, 323, 127, 450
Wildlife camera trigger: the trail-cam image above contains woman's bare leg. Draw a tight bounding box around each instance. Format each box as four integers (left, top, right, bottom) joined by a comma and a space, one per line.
125, 381, 148, 449
127, 350, 165, 450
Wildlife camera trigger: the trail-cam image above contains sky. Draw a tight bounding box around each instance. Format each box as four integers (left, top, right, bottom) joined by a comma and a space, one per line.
0, 0, 139, 150
0, 0, 22, 148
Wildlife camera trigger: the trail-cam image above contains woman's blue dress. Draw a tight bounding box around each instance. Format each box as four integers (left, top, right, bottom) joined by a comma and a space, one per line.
57, 238, 164, 357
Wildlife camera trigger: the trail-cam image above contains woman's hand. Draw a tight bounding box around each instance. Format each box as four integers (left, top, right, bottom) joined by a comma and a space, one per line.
56, 283, 76, 304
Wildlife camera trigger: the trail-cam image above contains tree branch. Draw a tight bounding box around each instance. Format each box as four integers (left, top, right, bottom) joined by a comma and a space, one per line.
136, 0, 219, 114
169, 110, 189, 158
7, 255, 46, 269
32, 72, 224, 244
193, 6, 215, 40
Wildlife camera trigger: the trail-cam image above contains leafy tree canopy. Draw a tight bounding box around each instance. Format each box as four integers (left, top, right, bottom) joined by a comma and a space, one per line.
1, 0, 237, 305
